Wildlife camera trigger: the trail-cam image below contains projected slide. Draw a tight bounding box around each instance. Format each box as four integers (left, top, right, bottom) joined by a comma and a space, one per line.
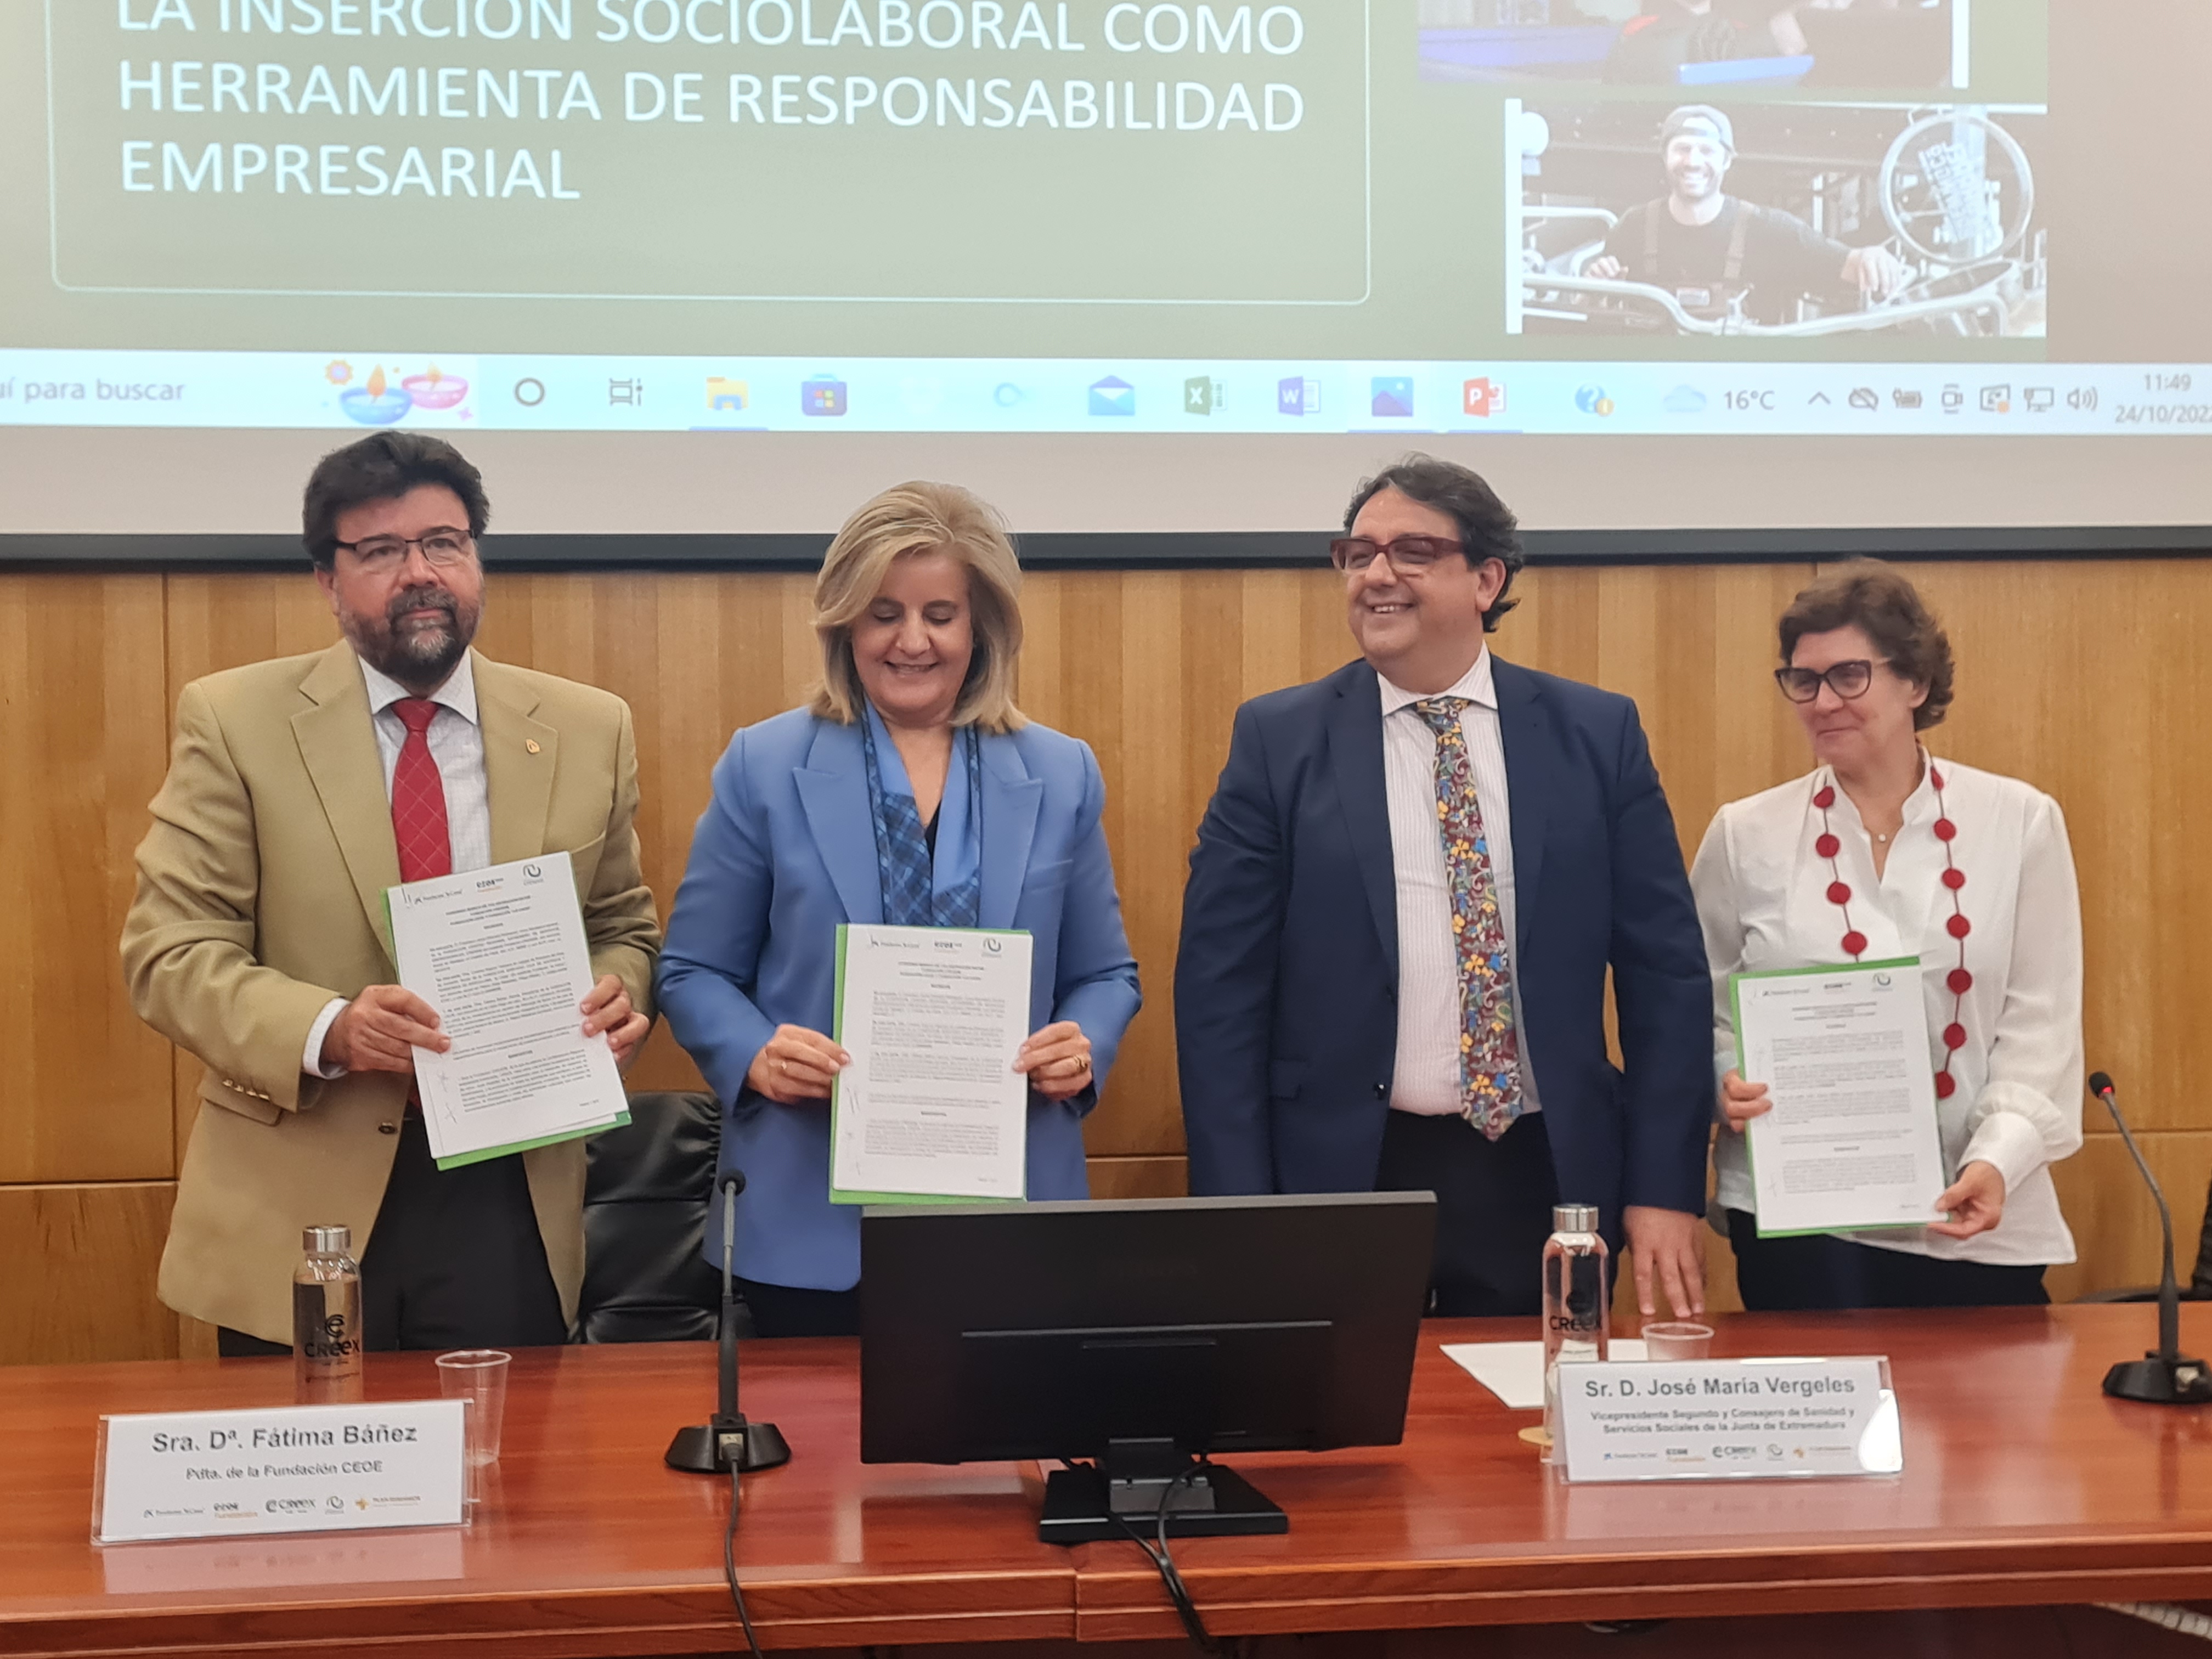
7, 0, 2194, 437
58, 2, 1359, 305
1509, 101, 2044, 341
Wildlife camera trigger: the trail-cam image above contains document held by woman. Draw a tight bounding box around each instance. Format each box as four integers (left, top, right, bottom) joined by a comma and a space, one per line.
1733, 960, 1949, 1236
830, 925, 1032, 1204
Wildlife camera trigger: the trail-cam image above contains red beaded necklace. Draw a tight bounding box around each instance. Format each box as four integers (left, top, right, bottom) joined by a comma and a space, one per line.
1812, 761, 1973, 1101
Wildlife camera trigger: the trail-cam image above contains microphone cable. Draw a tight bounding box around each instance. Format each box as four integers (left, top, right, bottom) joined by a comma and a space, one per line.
723, 1464, 766, 1659
710, 1174, 766, 1658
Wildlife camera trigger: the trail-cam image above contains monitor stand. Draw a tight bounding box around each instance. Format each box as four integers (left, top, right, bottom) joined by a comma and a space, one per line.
1038, 1438, 1289, 1545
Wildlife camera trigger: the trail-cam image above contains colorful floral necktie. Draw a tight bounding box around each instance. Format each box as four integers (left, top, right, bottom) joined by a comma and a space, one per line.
1414, 698, 1523, 1139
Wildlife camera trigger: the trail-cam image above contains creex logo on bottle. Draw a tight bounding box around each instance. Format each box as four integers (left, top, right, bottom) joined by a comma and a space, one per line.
303, 1312, 358, 1361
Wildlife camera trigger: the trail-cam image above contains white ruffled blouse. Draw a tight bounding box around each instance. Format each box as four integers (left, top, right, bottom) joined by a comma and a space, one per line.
1691, 757, 2084, 1266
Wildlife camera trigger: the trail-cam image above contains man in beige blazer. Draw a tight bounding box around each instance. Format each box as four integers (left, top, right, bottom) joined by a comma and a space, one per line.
122, 432, 661, 1352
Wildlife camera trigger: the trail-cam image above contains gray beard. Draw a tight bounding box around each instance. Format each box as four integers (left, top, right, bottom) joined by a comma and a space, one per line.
343, 595, 477, 691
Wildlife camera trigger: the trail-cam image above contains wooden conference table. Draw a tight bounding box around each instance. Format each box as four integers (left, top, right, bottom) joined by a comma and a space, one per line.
5, 1305, 2212, 1656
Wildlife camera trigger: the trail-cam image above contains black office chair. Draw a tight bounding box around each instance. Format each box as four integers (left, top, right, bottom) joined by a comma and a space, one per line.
574, 1090, 728, 1342
2075, 1165, 2212, 1304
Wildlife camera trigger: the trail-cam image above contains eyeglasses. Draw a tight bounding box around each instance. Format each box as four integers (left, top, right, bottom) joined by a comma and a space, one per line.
335, 530, 476, 574
1327, 535, 1465, 574
1774, 660, 1876, 703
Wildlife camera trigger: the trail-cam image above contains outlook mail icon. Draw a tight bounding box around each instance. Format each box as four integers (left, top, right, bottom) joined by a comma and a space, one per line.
1371, 377, 1415, 419
1090, 376, 1136, 417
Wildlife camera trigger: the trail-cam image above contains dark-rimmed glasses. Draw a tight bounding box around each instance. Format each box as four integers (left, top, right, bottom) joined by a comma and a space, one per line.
1774, 660, 1876, 703
1327, 535, 1465, 574
335, 529, 476, 574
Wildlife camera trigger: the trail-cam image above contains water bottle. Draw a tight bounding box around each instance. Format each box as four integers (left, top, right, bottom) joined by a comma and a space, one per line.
294, 1224, 364, 1402
1541, 1203, 1609, 1464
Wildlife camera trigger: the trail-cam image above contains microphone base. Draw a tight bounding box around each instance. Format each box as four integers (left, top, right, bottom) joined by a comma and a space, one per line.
2104, 1353, 2212, 1405
665, 1415, 794, 1474
743, 1419, 792, 1471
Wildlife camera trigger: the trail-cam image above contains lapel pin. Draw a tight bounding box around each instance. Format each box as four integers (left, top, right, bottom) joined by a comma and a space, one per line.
525, 739, 541, 754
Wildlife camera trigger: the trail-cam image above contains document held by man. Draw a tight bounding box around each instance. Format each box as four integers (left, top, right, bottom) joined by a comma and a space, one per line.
831, 925, 1032, 1204
387, 851, 628, 1170
1733, 958, 1948, 1237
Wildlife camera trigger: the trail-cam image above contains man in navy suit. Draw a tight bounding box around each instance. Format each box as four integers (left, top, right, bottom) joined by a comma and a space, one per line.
1176, 456, 1710, 1319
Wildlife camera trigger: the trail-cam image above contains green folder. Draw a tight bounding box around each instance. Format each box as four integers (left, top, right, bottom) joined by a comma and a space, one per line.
383, 866, 630, 1172
1730, 956, 1932, 1239
827, 923, 1029, 1207
431, 1112, 630, 1172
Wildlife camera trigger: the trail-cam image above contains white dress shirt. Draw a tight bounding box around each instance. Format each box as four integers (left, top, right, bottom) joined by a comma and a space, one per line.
1379, 648, 1544, 1118
1691, 757, 2083, 1266
301, 653, 492, 1076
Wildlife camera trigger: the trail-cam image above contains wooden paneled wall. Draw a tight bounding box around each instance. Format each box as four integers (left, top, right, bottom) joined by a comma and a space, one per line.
2, 558, 2202, 1362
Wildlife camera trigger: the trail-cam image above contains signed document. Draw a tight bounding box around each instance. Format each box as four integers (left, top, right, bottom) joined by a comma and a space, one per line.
830, 925, 1032, 1204
1733, 959, 1948, 1237
388, 851, 628, 1170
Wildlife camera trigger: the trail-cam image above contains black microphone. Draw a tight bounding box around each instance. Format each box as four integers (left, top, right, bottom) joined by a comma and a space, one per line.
2090, 1071, 2211, 1405
667, 1171, 793, 1472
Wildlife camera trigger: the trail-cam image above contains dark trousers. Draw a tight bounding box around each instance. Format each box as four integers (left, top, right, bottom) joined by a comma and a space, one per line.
1727, 1210, 2050, 1312
736, 1277, 861, 1339
218, 1115, 567, 1357
1375, 1109, 1561, 1318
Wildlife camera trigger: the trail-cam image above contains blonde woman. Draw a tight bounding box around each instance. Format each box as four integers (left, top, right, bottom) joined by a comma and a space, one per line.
657, 482, 1141, 1335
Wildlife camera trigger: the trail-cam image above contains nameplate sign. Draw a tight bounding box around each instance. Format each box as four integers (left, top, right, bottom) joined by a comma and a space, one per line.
1556, 1357, 1901, 1483
94, 1400, 467, 1544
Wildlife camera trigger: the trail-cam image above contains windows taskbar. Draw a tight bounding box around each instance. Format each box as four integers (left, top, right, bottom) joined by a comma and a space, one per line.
1, 352, 2206, 436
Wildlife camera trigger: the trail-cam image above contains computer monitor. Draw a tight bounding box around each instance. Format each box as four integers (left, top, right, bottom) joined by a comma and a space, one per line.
858, 1192, 1437, 1543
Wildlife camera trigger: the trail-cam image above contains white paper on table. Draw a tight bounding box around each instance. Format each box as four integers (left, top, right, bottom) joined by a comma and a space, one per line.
387, 851, 627, 1167
831, 925, 1032, 1202
1734, 958, 1949, 1237
1441, 1339, 1649, 1409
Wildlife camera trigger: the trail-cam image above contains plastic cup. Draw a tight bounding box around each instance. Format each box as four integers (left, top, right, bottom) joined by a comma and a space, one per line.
1641, 1322, 1714, 1362
435, 1350, 511, 1480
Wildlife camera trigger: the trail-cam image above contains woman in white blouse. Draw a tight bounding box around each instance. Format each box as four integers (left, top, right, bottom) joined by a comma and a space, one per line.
1691, 563, 2083, 1308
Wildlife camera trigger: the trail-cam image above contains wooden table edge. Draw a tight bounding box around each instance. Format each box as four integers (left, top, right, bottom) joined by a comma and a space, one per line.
1074, 1555, 2212, 1642
1, 1610, 1076, 1659
0, 1573, 1080, 1658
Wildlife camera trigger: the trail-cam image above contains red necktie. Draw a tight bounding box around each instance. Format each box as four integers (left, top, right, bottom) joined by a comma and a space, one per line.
390, 698, 453, 884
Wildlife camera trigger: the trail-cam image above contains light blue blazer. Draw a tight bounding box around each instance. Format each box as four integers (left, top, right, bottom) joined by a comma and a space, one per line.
656, 708, 1143, 1291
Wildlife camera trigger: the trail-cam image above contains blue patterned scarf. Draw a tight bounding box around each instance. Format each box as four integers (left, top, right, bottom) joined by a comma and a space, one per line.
859, 706, 983, 928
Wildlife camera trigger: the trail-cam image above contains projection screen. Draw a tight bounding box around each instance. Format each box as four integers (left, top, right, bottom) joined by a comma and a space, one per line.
3, 0, 2209, 546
